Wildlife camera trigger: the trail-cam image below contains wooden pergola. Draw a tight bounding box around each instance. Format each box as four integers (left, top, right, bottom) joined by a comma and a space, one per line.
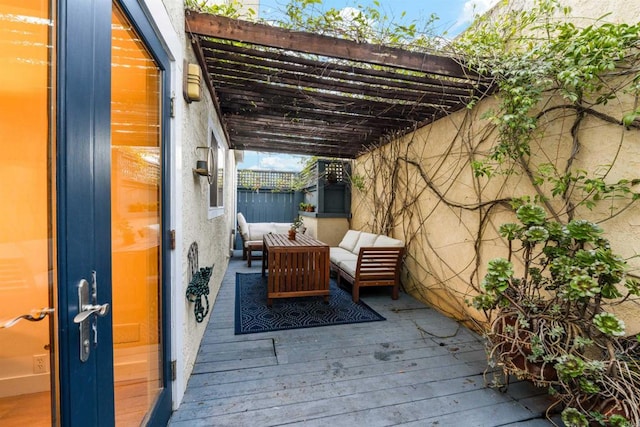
185, 12, 492, 159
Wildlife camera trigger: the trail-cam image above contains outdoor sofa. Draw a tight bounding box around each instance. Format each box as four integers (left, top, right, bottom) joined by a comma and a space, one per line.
237, 212, 293, 266
330, 230, 404, 302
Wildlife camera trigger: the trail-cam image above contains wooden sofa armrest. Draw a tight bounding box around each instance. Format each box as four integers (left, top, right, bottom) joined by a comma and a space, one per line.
237, 224, 249, 260
237, 225, 264, 267
340, 246, 404, 302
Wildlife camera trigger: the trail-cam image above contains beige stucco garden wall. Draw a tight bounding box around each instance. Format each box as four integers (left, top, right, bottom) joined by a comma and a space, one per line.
351, 2, 640, 335
488, 0, 640, 27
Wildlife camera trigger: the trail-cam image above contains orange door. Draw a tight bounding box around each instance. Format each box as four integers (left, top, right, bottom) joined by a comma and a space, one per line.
1, 1, 170, 424
0, 1, 58, 425
111, 4, 165, 424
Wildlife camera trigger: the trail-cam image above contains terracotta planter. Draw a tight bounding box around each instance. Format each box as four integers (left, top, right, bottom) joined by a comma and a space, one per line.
507, 353, 558, 383
288, 230, 296, 240
492, 314, 558, 384
582, 398, 629, 426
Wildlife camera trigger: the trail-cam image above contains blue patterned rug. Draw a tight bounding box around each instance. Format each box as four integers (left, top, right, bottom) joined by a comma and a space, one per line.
234, 273, 385, 334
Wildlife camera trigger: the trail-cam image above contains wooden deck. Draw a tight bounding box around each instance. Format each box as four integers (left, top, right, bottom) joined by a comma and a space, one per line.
169, 254, 560, 426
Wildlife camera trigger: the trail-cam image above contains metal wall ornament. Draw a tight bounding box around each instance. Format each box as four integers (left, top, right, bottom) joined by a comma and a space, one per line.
185, 241, 213, 322
185, 265, 213, 323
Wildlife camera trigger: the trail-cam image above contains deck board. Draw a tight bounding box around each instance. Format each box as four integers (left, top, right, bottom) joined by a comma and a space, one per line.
169, 254, 560, 426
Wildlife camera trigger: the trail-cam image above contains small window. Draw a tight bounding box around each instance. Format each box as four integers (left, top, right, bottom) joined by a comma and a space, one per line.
209, 131, 225, 209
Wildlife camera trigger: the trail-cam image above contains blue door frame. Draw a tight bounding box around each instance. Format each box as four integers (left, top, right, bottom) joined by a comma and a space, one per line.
56, 0, 171, 424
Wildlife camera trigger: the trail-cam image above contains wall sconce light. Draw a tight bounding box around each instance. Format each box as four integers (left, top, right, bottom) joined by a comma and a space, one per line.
193, 146, 214, 184
183, 62, 202, 103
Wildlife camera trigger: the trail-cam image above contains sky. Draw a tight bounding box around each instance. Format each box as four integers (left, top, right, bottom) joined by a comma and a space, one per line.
238, 0, 500, 172
260, 0, 500, 37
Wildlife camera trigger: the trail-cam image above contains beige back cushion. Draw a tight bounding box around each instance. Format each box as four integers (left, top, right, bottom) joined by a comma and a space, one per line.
237, 212, 249, 239
272, 223, 290, 234
338, 230, 362, 252
248, 223, 273, 241
373, 235, 404, 248
352, 232, 379, 254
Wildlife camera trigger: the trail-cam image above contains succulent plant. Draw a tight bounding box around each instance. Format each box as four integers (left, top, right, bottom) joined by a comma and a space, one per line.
472, 204, 640, 425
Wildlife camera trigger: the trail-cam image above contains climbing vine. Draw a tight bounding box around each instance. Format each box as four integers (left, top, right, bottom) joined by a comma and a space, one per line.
349, 0, 640, 328
451, 0, 640, 219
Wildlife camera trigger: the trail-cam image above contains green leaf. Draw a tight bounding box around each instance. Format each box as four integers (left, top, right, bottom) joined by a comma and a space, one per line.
623, 111, 639, 126
516, 204, 546, 226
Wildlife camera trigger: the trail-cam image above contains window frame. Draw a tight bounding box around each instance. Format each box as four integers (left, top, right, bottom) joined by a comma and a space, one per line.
207, 123, 226, 219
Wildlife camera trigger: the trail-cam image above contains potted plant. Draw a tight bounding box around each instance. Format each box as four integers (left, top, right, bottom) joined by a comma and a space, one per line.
288, 216, 304, 240
298, 202, 316, 212
471, 203, 640, 426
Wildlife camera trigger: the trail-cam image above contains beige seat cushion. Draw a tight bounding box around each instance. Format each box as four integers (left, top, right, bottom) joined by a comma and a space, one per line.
338, 260, 357, 278
330, 247, 358, 265
244, 239, 263, 249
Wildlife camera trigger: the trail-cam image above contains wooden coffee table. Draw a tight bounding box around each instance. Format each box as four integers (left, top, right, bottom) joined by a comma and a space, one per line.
261, 234, 330, 306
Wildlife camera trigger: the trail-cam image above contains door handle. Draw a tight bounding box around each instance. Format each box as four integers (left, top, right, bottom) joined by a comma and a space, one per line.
1, 308, 54, 329
76, 272, 109, 362
73, 303, 109, 324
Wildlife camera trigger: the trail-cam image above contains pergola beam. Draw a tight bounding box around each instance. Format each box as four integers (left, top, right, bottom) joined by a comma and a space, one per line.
185, 11, 491, 158
186, 12, 476, 79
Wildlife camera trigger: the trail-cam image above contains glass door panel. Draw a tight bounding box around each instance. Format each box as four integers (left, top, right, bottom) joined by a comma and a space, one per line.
0, 0, 57, 425
111, 4, 163, 425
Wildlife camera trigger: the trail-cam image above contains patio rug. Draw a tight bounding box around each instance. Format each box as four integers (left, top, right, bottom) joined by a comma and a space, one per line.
234, 273, 385, 334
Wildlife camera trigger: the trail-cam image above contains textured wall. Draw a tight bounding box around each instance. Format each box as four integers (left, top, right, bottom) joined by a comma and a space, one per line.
161, 0, 236, 405
487, 0, 640, 26
179, 54, 235, 402
352, 1, 640, 334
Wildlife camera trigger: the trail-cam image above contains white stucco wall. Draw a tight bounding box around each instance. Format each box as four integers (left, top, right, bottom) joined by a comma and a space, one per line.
146, 0, 237, 409
178, 80, 234, 408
